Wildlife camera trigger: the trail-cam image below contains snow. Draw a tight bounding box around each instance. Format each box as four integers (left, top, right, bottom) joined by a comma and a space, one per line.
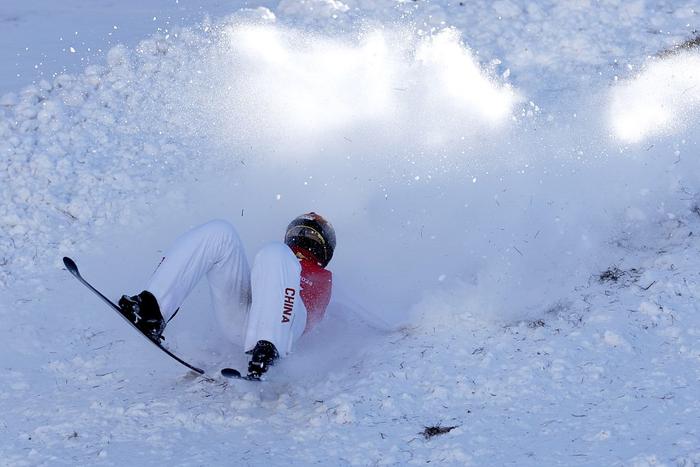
609, 51, 700, 143
2, 0, 700, 465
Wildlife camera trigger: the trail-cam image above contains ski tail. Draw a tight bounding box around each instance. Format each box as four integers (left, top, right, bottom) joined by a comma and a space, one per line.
221, 368, 260, 381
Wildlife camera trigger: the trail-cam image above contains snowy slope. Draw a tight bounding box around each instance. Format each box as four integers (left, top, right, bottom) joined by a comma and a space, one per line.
2, 0, 700, 465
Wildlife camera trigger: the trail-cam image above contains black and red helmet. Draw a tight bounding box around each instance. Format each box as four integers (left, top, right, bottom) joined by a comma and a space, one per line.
284, 212, 336, 268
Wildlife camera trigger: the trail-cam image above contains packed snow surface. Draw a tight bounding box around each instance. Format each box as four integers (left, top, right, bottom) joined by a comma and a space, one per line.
1, 0, 700, 465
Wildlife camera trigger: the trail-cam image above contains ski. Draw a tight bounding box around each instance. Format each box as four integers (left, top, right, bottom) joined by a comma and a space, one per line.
220, 368, 260, 381
62, 256, 205, 375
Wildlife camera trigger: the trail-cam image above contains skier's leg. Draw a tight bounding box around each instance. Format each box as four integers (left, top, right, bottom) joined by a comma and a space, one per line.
206, 233, 251, 346
146, 220, 251, 332
244, 242, 307, 357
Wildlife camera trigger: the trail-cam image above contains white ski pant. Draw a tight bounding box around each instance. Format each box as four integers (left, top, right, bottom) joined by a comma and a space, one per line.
146, 220, 307, 356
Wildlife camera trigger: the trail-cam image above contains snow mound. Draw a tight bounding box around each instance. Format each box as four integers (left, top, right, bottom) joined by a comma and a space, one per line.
0, 27, 212, 286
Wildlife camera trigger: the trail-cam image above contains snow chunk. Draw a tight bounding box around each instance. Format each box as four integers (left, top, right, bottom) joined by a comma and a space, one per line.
1, 93, 18, 107
639, 301, 663, 317
602, 330, 631, 351
106, 44, 132, 69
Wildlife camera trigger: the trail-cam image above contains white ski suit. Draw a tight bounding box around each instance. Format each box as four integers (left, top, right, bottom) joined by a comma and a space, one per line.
146, 220, 331, 356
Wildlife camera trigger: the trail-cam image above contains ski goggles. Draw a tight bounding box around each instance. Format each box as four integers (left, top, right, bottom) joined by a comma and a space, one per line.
285, 225, 327, 246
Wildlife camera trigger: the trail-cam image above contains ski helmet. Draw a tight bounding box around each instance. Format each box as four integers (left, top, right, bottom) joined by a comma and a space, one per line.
284, 212, 336, 268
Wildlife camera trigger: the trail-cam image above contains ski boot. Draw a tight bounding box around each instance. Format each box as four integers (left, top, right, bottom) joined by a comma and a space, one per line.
247, 340, 279, 379
118, 291, 166, 341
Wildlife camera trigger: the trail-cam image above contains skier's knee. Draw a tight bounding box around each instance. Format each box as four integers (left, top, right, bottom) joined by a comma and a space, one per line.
201, 219, 237, 239
192, 219, 242, 251
254, 242, 296, 268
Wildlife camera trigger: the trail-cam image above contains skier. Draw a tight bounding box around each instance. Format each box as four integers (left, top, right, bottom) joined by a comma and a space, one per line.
117, 212, 335, 379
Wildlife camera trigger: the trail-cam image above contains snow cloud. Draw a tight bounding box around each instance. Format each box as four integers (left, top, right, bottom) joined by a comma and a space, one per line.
196, 20, 519, 153
609, 50, 700, 143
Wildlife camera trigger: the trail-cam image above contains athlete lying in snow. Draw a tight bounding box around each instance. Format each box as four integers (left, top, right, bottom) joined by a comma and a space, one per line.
118, 212, 335, 379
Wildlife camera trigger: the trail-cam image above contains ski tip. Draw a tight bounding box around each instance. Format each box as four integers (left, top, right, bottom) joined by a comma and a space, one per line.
63, 256, 77, 271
